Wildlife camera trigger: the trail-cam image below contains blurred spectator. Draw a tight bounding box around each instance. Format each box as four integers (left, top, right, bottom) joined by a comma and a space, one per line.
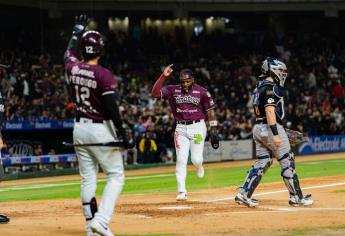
0, 19, 344, 162
138, 131, 158, 164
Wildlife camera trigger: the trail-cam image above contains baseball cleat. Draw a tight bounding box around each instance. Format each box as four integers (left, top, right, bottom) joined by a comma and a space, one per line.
0, 214, 9, 224
176, 192, 188, 201
90, 220, 114, 236
235, 193, 258, 208
289, 194, 313, 207
86, 228, 100, 236
236, 197, 258, 205
197, 166, 205, 178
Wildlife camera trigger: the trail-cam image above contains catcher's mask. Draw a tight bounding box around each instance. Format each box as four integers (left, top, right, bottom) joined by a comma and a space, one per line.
261, 57, 288, 87
179, 68, 194, 93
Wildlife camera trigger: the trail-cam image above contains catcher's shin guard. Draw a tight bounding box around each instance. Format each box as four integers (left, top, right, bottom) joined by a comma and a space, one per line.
279, 151, 303, 199
242, 155, 272, 198
83, 197, 98, 221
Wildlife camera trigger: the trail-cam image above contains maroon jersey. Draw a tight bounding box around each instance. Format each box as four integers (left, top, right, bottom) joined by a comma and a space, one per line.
65, 51, 116, 120
161, 84, 215, 121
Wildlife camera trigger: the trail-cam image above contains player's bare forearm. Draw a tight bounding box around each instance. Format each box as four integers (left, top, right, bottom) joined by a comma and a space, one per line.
207, 108, 216, 120
151, 74, 166, 98
207, 108, 217, 126
265, 105, 280, 146
265, 106, 277, 126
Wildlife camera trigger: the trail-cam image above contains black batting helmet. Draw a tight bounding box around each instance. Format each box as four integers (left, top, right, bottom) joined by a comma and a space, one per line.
80, 30, 104, 60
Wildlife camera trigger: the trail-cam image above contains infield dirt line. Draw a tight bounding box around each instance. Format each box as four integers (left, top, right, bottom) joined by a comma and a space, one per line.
200, 181, 345, 202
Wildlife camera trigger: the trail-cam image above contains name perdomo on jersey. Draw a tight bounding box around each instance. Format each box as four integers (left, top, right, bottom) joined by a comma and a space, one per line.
175, 95, 200, 105
69, 65, 97, 89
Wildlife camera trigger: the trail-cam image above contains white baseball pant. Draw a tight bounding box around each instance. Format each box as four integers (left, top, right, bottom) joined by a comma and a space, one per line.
73, 118, 124, 227
174, 120, 207, 194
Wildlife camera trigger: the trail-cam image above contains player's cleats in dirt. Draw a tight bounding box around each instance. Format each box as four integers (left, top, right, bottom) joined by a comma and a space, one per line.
0, 214, 9, 224
86, 221, 99, 236
176, 192, 188, 201
90, 220, 114, 236
289, 194, 313, 207
235, 193, 258, 208
86, 228, 99, 236
197, 166, 205, 178
236, 197, 258, 205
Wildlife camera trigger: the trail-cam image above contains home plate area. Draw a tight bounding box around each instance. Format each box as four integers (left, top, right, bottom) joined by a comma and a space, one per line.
117, 200, 283, 218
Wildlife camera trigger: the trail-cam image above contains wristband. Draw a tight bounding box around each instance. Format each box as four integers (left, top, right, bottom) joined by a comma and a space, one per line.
269, 124, 278, 135
209, 120, 218, 127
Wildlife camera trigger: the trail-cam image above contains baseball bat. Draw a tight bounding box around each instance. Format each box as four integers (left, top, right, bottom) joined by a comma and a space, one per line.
62, 141, 124, 147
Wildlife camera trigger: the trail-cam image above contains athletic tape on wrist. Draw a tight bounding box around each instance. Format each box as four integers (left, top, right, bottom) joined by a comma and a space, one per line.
270, 124, 279, 135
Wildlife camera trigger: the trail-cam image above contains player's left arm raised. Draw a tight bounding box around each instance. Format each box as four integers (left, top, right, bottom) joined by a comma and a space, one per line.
64, 14, 88, 61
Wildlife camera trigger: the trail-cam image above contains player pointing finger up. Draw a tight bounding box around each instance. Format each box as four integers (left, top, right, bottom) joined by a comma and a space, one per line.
163, 64, 174, 77
151, 64, 219, 201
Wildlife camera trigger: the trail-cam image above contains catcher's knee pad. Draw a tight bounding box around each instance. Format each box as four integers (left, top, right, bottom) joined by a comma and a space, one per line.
279, 151, 303, 199
242, 155, 272, 198
83, 197, 98, 221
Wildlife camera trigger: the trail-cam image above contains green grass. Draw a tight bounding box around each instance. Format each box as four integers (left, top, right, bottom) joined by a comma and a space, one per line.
288, 225, 345, 236
0, 158, 344, 202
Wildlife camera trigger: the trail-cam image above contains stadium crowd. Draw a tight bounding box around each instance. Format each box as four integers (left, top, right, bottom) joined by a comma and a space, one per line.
1, 24, 344, 163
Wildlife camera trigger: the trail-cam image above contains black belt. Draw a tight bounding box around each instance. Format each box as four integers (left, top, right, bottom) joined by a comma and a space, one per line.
255, 118, 267, 124
75, 117, 103, 124
256, 118, 283, 126
176, 120, 201, 125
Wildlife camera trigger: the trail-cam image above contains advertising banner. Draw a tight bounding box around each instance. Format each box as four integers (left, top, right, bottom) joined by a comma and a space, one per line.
203, 140, 253, 163
298, 135, 345, 155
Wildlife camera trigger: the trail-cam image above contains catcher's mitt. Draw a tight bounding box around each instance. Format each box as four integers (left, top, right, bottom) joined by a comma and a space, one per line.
285, 128, 307, 146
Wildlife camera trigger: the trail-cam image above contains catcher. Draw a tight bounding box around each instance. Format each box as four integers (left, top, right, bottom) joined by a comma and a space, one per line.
235, 57, 313, 207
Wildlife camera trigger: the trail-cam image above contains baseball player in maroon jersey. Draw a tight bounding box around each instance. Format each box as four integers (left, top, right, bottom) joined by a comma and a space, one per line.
0, 64, 10, 224
151, 64, 219, 201
65, 15, 133, 236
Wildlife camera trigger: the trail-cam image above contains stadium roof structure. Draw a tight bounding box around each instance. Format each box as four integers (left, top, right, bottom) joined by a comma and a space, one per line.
0, 0, 343, 14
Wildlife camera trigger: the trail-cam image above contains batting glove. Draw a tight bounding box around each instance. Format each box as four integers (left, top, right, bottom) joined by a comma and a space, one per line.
72, 14, 88, 36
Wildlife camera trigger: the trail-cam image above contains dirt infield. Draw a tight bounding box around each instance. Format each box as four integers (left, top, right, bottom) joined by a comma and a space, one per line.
1, 153, 345, 236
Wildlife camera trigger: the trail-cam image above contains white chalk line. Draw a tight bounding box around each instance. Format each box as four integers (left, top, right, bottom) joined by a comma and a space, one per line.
154, 182, 345, 216
0, 173, 174, 192
159, 206, 192, 210
203, 207, 345, 216
203, 182, 345, 203
261, 206, 345, 212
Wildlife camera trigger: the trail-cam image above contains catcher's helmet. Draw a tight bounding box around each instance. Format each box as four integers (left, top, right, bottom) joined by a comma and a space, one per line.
80, 30, 104, 60
261, 57, 288, 87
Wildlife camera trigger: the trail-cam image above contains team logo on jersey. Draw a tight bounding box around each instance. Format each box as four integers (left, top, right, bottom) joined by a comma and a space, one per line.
175, 95, 200, 105
71, 66, 95, 78
192, 90, 200, 94
267, 98, 275, 104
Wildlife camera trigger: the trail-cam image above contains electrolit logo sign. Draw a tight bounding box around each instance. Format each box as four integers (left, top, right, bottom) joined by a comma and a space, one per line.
298, 135, 345, 155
